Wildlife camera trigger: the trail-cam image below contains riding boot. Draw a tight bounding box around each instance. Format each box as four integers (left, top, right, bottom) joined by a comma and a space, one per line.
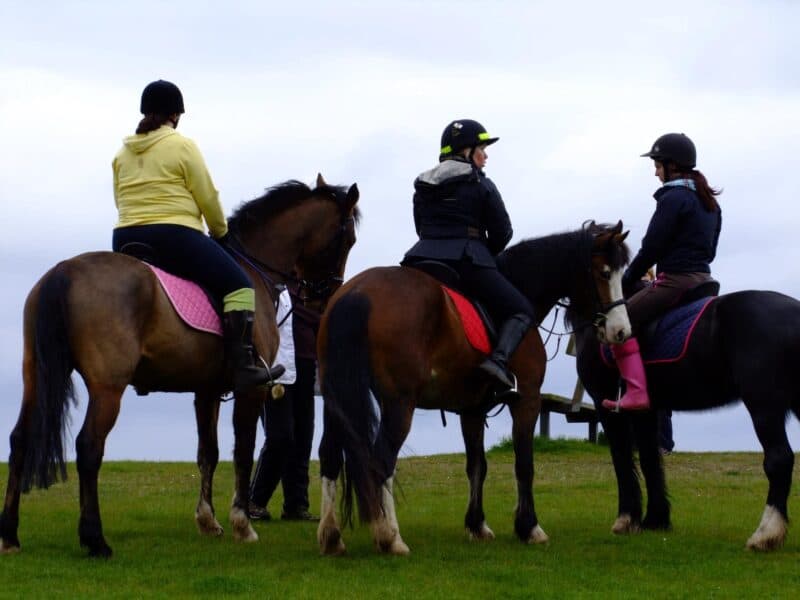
479, 313, 533, 390
601, 337, 651, 411
223, 310, 285, 392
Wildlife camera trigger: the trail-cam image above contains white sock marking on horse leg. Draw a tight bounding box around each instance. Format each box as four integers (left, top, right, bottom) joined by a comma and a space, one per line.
195, 499, 223, 536
747, 505, 787, 551
318, 476, 345, 555
371, 476, 409, 555
230, 494, 258, 543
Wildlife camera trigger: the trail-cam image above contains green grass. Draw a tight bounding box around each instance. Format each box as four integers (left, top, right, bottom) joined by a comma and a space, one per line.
2, 442, 800, 599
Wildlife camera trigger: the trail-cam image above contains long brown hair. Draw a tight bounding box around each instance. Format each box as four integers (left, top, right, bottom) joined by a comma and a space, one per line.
135, 114, 172, 135
687, 170, 721, 212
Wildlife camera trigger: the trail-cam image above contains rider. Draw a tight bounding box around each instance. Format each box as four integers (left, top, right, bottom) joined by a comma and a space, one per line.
602, 132, 722, 411
402, 119, 535, 390
112, 79, 284, 392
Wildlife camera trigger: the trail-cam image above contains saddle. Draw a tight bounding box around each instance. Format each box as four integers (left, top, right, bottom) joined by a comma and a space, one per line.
407, 260, 496, 353
602, 279, 720, 365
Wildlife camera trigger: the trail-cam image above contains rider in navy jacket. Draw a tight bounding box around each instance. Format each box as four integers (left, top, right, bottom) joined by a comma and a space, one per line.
624, 182, 722, 287
604, 133, 722, 412
403, 119, 534, 391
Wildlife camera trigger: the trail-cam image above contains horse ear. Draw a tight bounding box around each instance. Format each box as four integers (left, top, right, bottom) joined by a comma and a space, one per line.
613, 231, 629, 244
316, 173, 327, 188
345, 183, 359, 210
612, 220, 623, 234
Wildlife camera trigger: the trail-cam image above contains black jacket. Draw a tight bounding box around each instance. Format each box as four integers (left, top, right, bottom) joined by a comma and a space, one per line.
625, 183, 722, 285
402, 159, 512, 268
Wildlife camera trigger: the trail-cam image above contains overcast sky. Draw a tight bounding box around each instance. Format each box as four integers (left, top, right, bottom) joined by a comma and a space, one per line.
1, 1, 799, 460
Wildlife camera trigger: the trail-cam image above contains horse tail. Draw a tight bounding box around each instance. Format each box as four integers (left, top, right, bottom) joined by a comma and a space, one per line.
21, 265, 77, 491
321, 292, 381, 526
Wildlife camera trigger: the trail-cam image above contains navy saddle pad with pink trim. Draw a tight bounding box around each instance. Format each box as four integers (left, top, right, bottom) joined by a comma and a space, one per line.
602, 297, 715, 365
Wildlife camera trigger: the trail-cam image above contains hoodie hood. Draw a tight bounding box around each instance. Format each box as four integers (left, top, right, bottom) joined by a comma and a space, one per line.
415, 159, 475, 188
122, 125, 178, 154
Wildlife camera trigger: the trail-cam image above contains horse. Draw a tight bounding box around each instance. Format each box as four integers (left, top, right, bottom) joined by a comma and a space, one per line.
574, 287, 800, 551
0, 175, 360, 557
316, 221, 631, 555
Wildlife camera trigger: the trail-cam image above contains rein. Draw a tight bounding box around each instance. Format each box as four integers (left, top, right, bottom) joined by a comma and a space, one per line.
223, 214, 354, 307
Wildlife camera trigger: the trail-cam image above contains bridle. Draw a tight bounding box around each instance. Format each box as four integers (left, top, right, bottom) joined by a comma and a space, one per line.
222, 213, 355, 307
539, 247, 627, 341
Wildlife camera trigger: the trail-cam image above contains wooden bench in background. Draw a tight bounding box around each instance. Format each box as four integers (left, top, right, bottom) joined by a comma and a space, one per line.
538, 334, 599, 443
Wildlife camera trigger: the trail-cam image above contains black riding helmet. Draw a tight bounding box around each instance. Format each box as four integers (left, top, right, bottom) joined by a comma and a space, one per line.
439, 119, 498, 162
140, 80, 185, 115
640, 133, 696, 169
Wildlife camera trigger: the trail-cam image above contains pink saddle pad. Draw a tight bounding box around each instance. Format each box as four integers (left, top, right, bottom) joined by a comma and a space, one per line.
147, 264, 223, 336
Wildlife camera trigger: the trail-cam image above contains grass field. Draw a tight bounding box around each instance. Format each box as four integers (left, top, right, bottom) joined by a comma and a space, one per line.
1, 439, 799, 599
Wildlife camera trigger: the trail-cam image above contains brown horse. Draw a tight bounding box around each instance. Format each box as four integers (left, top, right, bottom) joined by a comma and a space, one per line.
0, 175, 359, 557
316, 222, 631, 555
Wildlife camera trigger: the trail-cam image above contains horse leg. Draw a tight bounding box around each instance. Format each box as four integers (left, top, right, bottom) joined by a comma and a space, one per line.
0, 378, 37, 553
459, 412, 494, 541
744, 398, 792, 551
76, 385, 124, 557
318, 404, 346, 555
194, 391, 223, 536
369, 402, 412, 555
508, 398, 549, 544
633, 412, 671, 530
601, 413, 643, 535
229, 390, 261, 543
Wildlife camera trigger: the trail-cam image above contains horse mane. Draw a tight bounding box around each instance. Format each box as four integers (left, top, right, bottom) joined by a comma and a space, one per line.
228, 179, 361, 236
497, 222, 629, 326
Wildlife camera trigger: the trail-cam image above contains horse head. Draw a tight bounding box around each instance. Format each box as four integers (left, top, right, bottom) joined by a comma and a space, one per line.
295, 173, 360, 311
586, 220, 632, 344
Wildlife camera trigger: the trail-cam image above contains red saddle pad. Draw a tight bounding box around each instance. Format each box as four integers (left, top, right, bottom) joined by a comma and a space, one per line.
443, 286, 491, 355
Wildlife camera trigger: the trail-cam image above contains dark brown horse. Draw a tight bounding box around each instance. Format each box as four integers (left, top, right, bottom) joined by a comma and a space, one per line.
0, 175, 359, 557
316, 222, 631, 555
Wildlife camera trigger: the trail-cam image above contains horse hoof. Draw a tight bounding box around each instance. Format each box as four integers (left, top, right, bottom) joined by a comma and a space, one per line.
611, 514, 641, 535
318, 527, 346, 556
0, 539, 20, 554
196, 505, 224, 536
379, 537, 410, 556
196, 520, 224, 537
87, 543, 113, 558
527, 525, 549, 545
467, 523, 495, 541
746, 506, 787, 551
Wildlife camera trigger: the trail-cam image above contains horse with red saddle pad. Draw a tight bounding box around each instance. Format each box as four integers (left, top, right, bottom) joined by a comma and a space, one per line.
316, 221, 632, 555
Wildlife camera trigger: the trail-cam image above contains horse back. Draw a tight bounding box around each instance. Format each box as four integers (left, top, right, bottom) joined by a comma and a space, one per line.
321, 266, 489, 409
28, 252, 224, 391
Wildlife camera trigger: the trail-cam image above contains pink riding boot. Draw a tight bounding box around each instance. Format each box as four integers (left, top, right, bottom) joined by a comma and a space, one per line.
601, 337, 651, 411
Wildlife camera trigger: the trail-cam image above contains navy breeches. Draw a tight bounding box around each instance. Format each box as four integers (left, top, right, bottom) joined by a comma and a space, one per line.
113, 224, 252, 302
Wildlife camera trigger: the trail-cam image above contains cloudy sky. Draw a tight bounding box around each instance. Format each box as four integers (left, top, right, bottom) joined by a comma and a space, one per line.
1, 1, 799, 460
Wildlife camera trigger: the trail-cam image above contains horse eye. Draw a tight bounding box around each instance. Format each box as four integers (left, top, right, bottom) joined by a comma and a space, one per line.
601, 269, 612, 281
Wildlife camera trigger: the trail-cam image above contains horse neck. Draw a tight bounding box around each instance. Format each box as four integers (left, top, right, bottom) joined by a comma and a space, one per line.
500, 232, 591, 323
240, 204, 317, 282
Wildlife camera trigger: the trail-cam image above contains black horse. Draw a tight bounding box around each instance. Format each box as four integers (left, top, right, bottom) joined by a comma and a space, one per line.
575, 289, 800, 550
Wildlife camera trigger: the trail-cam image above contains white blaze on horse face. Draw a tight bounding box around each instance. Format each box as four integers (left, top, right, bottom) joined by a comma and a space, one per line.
603, 267, 631, 343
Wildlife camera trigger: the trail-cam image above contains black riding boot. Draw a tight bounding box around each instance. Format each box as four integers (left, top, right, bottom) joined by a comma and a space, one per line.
479, 313, 533, 390
223, 310, 285, 392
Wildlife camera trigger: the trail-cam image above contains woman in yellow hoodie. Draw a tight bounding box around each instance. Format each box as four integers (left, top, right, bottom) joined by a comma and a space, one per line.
112, 79, 283, 392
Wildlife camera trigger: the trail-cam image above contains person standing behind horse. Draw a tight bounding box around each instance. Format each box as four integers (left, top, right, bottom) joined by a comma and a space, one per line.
112, 79, 283, 392
249, 285, 319, 521
602, 133, 722, 411
402, 119, 535, 390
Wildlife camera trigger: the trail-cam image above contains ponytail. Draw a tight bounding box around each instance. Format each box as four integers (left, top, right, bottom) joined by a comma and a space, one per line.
136, 113, 172, 135
688, 170, 721, 212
